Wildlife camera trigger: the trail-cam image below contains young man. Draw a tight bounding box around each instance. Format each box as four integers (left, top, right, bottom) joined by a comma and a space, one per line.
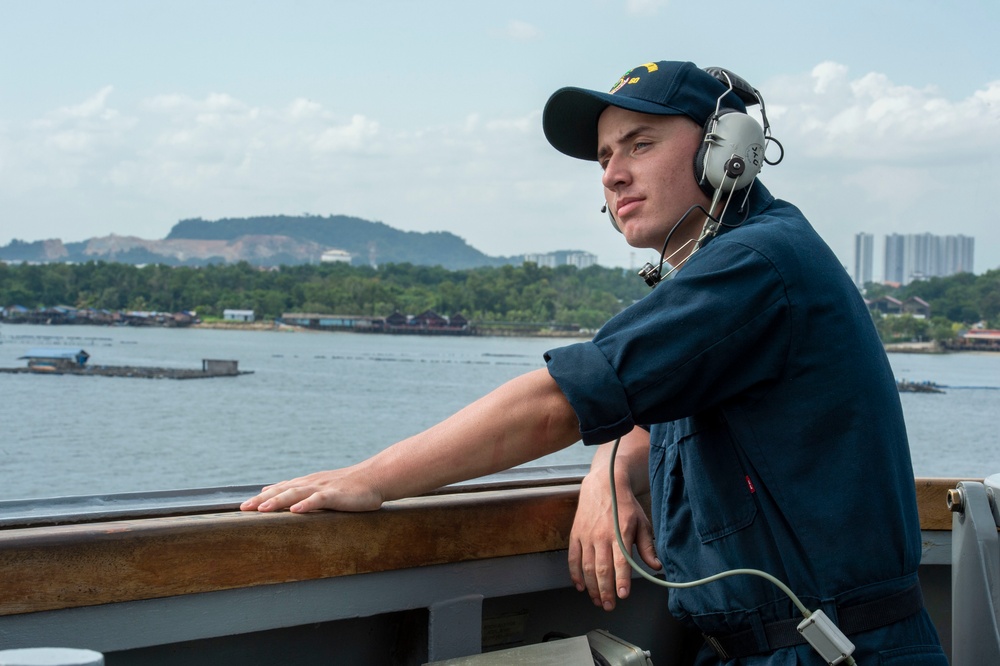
243, 61, 946, 664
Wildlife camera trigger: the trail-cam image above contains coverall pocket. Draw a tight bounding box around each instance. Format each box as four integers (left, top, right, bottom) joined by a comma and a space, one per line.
674, 418, 757, 544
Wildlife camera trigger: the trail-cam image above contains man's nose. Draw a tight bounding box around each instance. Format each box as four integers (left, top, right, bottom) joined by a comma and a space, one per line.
601, 154, 630, 191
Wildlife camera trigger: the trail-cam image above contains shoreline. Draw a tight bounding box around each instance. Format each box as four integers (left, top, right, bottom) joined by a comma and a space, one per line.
883, 342, 943, 354
190, 320, 593, 338
0, 320, 989, 348
190, 324, 962, 347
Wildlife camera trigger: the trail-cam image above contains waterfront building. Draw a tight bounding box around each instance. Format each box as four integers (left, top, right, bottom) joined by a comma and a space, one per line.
865, 295, 930, 319
223, 309, 255, 323
946, 328, 1000, 351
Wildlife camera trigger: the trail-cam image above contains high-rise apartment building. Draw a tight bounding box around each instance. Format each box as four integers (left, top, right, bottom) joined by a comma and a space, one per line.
523, 251, 597, 269
883, 233, 974, 285
943, 235, 976, 275
884, 234, 905, 284
853, 233, 874, 288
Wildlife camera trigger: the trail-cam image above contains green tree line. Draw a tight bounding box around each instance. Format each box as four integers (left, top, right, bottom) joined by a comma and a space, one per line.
864, 269, 1000, 343
4, 261, 998, 337
0, 260, 650, 330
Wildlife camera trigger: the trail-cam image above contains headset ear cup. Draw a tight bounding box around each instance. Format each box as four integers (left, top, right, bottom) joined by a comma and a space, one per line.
694, 109, 766, 195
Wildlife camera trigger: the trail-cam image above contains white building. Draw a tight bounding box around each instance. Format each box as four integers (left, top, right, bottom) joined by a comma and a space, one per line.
321, 249, 352, 264
522, 251, 597, 269
223, 309, 255, 322
522, 253, 558, 268
564, 252, 597, 269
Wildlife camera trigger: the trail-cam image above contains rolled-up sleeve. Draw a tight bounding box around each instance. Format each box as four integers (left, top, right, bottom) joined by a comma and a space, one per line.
543, 232, 790, 447
544, 341, 635, 445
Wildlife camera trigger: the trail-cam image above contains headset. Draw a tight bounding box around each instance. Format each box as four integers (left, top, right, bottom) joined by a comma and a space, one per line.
694, 67, 769, 195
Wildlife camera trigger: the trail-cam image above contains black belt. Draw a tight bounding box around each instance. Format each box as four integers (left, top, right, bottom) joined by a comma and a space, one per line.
702, 584, 925, 661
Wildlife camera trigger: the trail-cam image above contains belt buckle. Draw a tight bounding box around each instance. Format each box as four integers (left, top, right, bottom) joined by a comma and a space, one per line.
703, 634, 730, 660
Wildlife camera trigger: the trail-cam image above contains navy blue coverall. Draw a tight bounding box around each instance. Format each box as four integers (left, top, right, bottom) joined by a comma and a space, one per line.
544, 182, 947, 664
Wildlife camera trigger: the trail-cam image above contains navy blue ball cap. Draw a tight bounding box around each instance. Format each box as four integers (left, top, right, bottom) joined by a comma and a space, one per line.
542, 60, 748, 161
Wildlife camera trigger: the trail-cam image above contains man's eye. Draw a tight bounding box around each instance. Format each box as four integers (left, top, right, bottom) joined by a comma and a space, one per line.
633, 141, 650, 153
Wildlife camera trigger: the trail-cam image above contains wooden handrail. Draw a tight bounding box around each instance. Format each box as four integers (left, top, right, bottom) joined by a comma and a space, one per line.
0, 478, 968, 617
915, 477, 968, 531
0, 485, 579, 616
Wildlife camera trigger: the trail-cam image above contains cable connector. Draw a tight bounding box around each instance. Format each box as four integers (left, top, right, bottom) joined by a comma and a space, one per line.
797, 610, 856, 665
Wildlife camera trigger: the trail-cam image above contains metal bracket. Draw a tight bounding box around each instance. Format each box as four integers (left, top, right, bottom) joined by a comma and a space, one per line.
950, 474, 1000, 666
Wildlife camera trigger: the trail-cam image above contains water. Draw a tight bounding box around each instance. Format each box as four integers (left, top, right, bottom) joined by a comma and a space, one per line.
1, 324, 998, 501
888, 352, 1000, 479
0, 325, 594, 500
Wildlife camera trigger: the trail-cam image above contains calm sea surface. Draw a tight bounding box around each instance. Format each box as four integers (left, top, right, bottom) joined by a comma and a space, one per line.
1, 324, 998, 501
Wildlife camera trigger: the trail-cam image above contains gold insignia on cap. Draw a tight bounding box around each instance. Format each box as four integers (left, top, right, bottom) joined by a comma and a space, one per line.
609, 62, 659, 94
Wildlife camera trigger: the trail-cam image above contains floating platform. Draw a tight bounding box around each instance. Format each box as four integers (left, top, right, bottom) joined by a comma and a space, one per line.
0, 358, 252, 380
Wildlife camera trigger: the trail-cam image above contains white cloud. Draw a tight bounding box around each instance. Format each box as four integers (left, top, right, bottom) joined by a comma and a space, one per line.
810, 62, 849, 96
28, 86, 134, 142
768, 64, 1000, 162
286, 98, 324, 119
44, 130, 94, 153
131, 93, 383, 191
484, 113, 537, 133
756, 63, 1000, 274
502, 20, 542, 41
1, 83, 556, 248
1, 87, 137, 193
45, 86, 118, 122
313, 114, 380, 153
625, 0, 668, 16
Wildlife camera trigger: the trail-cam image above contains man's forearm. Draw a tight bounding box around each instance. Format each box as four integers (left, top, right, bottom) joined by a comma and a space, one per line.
362, 368, 582, 502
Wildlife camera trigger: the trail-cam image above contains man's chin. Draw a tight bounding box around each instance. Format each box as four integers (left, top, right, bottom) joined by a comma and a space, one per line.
621, 230, 659, 252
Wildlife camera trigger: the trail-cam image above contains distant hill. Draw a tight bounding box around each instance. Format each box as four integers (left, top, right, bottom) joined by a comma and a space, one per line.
0, 214, 526, 270
166, 214, 513, 269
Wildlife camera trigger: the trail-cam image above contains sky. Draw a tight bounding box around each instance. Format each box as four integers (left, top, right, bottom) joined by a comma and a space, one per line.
1, 0, 998, 276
